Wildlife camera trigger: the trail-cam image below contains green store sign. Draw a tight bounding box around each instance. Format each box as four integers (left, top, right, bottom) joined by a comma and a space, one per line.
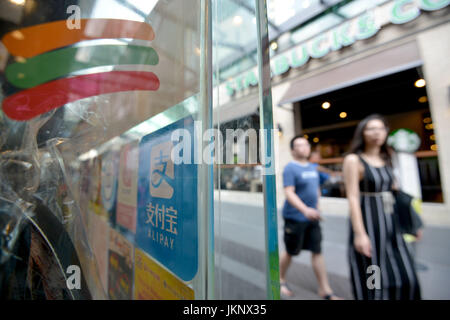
225, 0, 449, 96
388, 128, 421, 153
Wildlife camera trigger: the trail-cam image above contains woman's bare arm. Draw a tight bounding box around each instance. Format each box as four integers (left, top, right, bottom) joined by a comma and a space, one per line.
343, 154, 372, 257
343, 154, 365, 235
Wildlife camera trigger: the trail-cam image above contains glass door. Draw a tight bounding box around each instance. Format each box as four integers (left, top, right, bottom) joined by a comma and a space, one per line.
212, 0, 280, 300
0, 0, 278, 300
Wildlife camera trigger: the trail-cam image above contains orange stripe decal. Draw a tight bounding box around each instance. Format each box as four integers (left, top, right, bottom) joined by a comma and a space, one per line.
2, 19, 155, 58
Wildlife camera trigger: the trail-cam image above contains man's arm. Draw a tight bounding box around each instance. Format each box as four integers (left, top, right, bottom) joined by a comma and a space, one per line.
284, 186, 320, 221
317, 187, 321, 213
317, 165, 342, 177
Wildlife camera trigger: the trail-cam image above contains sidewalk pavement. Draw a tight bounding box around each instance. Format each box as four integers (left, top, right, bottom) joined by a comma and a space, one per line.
214, 191, 450, 299
279, 213, 450, 300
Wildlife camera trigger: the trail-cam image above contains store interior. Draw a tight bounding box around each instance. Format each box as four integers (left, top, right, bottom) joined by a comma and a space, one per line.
294, 66, 442, 202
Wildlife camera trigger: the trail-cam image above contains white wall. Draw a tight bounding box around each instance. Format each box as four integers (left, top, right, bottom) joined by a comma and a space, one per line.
271, 83, 296, 208
417, 21, 450, 211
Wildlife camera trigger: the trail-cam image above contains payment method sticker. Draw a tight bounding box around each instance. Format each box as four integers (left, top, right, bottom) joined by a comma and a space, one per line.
136, 116, 198, 281
134, 248, 194, 300
101, 151, 119, 225
108, 229, 134, 300
117, 142, 139, 233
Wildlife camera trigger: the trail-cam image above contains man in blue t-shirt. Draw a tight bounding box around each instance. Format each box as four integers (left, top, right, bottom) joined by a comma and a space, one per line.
280, 135, 342, 300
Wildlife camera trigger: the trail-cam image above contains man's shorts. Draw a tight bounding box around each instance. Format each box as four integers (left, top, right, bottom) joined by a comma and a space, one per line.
283, 218, 322, 255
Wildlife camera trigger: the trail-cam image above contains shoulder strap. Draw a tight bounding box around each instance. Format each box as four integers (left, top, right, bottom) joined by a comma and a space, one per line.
357, 154, 367, 166
354, 154, 370, 189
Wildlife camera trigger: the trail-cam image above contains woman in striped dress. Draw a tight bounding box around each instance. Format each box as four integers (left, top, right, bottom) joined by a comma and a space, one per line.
342, 114, 421, 300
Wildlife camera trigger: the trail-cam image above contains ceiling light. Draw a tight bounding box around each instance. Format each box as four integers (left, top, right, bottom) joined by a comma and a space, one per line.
303, 134, 309, 139
418, 96, 428, 103
430, 134, 436, 141
415, 79, 426, 88
270, 41, 278, 51
339, 112, 347, 119
425, 123, 434, 130
11, 30, 25, 40
423, 117, 432, 124
15, 56, 26, 63
322, 101, 331, 109
10, 0, 25, 5
233, 15, 243, 25
313, 137, 319, 143
430, 144, 437, 151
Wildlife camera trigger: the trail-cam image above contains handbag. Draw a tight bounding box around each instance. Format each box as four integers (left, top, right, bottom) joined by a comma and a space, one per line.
393, 190, 424, 236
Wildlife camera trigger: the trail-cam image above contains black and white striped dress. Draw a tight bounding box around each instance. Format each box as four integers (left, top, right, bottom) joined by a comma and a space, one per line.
348, 155, 421, 300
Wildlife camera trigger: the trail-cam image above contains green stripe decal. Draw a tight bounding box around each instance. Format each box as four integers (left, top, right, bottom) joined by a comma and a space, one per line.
6, 44, 159, 88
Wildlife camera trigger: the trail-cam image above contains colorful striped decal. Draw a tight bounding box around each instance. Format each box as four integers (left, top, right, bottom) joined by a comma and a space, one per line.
6, 45, 159, 88
2, 71, 160, 121
2, 19, 155, 58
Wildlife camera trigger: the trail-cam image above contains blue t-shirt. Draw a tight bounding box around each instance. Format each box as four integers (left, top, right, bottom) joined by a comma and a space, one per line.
282, 161, 319, 222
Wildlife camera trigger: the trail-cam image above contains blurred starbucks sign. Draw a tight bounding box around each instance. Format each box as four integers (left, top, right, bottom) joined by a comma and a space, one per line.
224, 0, 450, 97
388, 128, 421, 153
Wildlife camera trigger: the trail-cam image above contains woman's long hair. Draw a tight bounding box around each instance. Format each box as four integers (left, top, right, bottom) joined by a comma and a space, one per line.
348, 114, 393, 166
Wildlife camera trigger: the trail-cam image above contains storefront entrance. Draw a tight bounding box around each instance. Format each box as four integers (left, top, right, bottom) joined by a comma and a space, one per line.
293, 66, 443, 203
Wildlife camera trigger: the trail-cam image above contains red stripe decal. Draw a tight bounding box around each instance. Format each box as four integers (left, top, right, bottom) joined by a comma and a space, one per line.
2, 71, 160, 121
